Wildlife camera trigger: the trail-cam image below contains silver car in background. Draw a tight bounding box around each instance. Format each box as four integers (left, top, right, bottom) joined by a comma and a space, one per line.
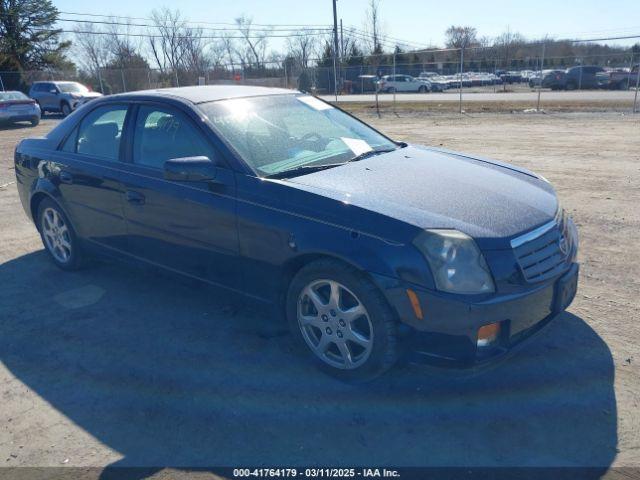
28, 81, 102, 116
0, 91, 41, 127
377, 74, 432, 93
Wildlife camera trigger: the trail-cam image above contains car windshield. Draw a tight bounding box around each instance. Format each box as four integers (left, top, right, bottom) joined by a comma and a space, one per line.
0, 91, 28, 101
57, 82, 88, 93
199, 94, 398, 178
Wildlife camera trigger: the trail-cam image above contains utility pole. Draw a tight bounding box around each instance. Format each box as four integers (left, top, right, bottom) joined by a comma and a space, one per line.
340, 19, 344, 59
536, 42, 546, 112
332, 0, 339, 100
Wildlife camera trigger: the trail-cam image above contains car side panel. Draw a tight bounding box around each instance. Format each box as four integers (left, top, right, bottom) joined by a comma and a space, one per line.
234, 174, 429, 303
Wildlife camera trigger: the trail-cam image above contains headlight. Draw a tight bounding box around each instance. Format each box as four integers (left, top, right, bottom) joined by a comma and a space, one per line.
413, 229, 495, 294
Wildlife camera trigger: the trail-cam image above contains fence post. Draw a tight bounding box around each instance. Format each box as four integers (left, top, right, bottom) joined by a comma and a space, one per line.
459, 47, 464, 114
393, 50, 397, 113
578, 58, 583, 90
97, 68, 104, 94
536, 42, 546, 112
0, 73, 4, 91
283, 61, 287, 89
628, 52, 634, 90
633, 65, 639, 113
120, 69, 127, 93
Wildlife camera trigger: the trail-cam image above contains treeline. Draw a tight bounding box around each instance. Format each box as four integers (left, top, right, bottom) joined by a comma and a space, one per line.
1, 0, 638, 93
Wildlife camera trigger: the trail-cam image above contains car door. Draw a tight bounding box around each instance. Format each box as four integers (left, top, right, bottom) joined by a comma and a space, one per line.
50, 103, 130, 251
118, 102, 240, 290
39, 83, 58, 110
405, 76, 419, 92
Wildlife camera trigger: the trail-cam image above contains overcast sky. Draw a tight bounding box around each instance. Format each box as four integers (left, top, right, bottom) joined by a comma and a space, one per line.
54, 0, 640, 50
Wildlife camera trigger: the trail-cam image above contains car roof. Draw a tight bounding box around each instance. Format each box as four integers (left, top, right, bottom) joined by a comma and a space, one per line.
108, 85, 295, 105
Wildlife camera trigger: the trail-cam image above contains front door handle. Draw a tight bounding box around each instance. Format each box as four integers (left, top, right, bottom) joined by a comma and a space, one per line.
125, 190, 145, 205
59, 171, 73, 184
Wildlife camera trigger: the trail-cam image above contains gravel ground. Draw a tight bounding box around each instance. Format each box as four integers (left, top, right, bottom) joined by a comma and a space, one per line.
0, 112, 638, 476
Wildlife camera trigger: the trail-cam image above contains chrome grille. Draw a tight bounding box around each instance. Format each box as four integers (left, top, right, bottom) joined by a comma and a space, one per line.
511, 218, 569, 283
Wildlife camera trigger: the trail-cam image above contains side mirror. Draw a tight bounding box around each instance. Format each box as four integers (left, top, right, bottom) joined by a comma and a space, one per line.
164, 156, 217, 182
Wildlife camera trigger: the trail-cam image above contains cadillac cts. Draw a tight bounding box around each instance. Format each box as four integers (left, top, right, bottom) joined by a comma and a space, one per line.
14, 86, 579, 381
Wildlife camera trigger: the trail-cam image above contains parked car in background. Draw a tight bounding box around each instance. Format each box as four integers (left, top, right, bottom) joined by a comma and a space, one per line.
498, 71, 523, 84
562, 66, 605, 90
29, 81, 102, 116
354, 75, 379, 93
0, 91, 40, 127
14, 86, 579, 381
377, 75, 432, 93
528, 70, 566, 89
418, 73, 447, 91
598, 65, 640, 90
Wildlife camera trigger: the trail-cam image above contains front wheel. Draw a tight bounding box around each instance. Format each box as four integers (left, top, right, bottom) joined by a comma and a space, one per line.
37, 198, 86, 270
418, 85, 428, 93
286, 259, 399, 382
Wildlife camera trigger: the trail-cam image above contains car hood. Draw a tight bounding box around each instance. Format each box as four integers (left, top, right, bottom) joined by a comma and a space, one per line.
283, 145, 558, 249
78, 92, 103, 99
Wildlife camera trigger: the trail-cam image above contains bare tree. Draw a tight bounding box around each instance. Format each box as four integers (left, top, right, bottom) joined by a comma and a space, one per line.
235, 14, 271, 69
73, 23, 111, 91
181, 27, 211, 77
364, 0, 384, 54
494, 28, 525, 67
444, 26, 478, 49
148, 7, 187, 84
286, 31, 317, 69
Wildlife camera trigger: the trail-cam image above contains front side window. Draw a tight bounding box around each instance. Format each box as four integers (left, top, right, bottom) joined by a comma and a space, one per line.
132, 106, 214, 169
199, 94, 397, 178
76, 105, 127, 161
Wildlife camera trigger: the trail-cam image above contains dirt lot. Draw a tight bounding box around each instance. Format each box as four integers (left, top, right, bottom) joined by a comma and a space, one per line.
0, 112, 639, 476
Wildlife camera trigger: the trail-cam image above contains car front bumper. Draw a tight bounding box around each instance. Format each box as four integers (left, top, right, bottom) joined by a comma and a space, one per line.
373, 263, 579, 366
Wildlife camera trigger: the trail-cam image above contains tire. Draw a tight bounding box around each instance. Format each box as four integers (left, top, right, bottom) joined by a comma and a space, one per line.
386, 87, 396, 93
30, 117, 40, 127
37, 198, 86, 271
418, 85, 427, 93
286, 259, 399, 382
61, 102, 72, 117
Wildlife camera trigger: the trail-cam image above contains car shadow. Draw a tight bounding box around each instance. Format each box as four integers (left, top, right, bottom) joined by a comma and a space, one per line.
0, 251, 617, 477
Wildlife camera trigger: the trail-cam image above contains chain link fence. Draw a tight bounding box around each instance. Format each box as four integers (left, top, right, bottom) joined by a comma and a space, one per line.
2, 47, 639, 114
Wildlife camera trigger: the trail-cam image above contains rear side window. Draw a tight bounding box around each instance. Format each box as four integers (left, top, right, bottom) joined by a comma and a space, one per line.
75, 105, 128, 161
132, 105, 213, 169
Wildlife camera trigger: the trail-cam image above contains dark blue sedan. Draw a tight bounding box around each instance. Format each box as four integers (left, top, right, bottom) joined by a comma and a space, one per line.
14, 86, 579, 381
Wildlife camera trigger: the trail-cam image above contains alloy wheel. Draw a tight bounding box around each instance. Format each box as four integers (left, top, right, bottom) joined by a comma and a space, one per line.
297, 279, 373, 369
41, 207, 72, 263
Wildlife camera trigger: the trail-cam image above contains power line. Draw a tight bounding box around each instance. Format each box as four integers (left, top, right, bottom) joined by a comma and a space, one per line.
37, 27, 332, 40
54, 17, 333, 34
57, 10, 333, 29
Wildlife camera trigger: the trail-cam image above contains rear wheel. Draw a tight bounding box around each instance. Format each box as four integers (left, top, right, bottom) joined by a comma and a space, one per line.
37, 198, 86, 270
418, 85, 428, 93
30, 117, 40, 127
286, 259, 399, 382
386, 87, 396, 93
61, 102, 72, 116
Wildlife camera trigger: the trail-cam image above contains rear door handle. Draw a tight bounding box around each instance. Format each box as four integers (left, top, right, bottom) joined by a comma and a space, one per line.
59, 171, 73, 184
125, 190, 145, 205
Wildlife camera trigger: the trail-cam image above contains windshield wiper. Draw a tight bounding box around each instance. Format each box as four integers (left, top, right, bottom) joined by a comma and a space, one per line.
347, 147, 398, 163
265, 162, 348, 179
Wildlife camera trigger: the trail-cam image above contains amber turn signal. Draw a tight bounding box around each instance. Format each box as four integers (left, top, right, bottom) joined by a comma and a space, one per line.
406, 289, 423, 320
477, 322, 501, 347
